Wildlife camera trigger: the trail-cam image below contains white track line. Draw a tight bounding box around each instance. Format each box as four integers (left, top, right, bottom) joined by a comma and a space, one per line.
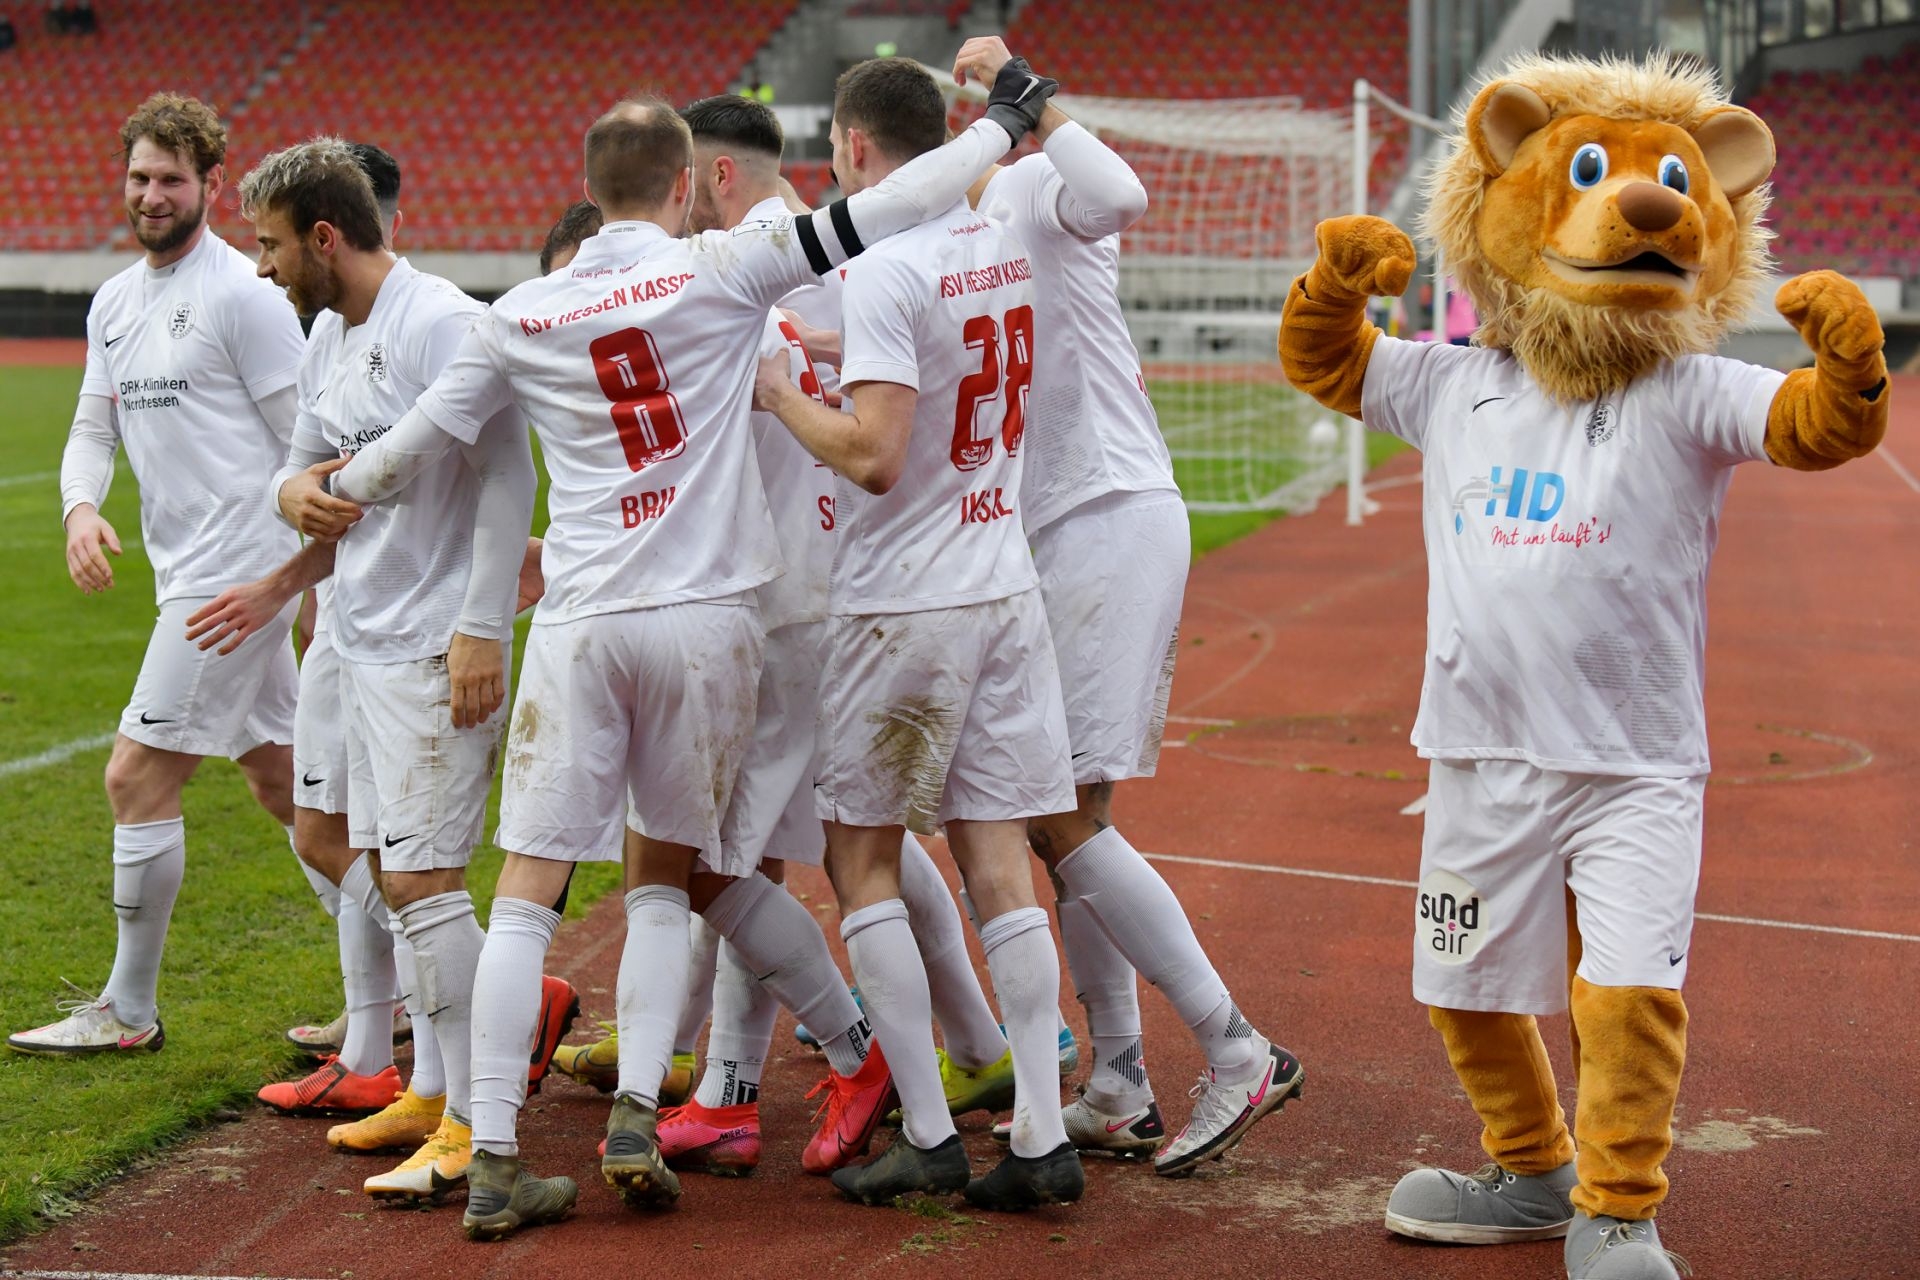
1879, 444, 1920, 496
0, 732, 115, 779
0, 469, 57, 489
1141, 850, 1920, 944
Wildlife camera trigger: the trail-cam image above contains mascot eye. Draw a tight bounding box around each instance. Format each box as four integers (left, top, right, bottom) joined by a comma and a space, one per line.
1569, 143, 1608, 189
1658, 155, 1690, 195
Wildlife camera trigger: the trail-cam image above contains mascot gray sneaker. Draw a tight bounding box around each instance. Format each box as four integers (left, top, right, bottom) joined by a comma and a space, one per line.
1385, 1159, 1578, 1244
1565, 1211, 1688, 1279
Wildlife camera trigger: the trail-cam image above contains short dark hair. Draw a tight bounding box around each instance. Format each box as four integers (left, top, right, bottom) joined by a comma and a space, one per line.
120, 92, 227, 177
539, 200, 604, 274
237, 136, 385, 252
833, 58, 946, 163
584, 97, 693, 214
680, 94, 784, 160
344, 141, 402, 209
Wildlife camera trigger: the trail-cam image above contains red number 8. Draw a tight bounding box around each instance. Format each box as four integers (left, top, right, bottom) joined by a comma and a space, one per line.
589, 327, 688, 472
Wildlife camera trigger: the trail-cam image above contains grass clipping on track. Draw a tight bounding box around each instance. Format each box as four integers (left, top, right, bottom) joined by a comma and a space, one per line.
0, 365, 620, 1243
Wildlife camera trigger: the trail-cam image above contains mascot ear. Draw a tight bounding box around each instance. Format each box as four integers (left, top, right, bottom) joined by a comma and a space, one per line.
1467, 80, 1551, 174
1691, 106, 1775, 198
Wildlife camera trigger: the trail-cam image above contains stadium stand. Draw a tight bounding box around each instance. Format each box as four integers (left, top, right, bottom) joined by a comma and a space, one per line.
0, 0, 308, 250
1743, 41, 1920, 281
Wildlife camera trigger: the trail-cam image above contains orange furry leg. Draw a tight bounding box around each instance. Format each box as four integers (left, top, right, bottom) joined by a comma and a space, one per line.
1428, 1006, 1576, 1175
1568, 978, 1688, 1221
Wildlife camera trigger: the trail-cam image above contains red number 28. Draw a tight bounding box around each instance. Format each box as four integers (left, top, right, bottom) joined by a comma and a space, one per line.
950, 304, 1034, 473
589, 327, 688, 472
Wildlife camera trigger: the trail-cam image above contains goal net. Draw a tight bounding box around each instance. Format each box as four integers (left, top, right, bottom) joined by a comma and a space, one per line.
933, 76, 1353, 514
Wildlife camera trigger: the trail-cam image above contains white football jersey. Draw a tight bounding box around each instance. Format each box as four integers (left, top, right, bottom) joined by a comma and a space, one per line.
1361, 337, 1786, 776
978, 154, 1176, 533
832, 199, 1039, 614
294, 260, 515, 664
753, 309, 837, 630
80, 229, 304, 604
414, 218, 851, 624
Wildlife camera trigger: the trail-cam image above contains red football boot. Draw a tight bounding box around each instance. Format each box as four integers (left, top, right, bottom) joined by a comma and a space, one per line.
526, 976, 580, 1095
257, 1057, 402, 1115
801, 1044, 897, 1175
656, 1099, 761, 1176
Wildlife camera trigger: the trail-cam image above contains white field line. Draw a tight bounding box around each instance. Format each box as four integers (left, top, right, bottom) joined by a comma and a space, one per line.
0, 732, 115, 779
1879, 444, 1920, 496
1140, 850, 1920, 944
0, 469, 57, 488
2, 1273, 329, 1280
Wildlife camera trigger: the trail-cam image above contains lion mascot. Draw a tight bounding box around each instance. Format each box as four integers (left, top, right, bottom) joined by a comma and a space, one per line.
1278, 53, 1889, 1280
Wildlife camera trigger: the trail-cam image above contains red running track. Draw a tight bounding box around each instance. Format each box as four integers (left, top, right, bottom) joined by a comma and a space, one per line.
5, 379, 1916, 1280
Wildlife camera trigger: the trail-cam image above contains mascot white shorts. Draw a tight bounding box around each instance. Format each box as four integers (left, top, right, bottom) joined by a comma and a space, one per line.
1412, 757, 1705, 1015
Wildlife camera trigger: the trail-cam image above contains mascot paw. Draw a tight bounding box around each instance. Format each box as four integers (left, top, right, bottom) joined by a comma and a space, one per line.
1311, 215, 1417, 300
1777, 270, 1886, 376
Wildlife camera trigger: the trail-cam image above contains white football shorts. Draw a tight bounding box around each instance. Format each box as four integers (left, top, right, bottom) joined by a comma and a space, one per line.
1031, 489, 1189, 785
716, 618, 827, 872
343, 648, 509, 873
292, 628, 349, 816
500, 600, 765, 870
1412, 758, 1706, 1014
119, 596, 298, 760
816, 589, 1076, 835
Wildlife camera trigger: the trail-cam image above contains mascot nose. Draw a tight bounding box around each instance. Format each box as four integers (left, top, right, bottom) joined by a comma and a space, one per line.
1616, 182, 1687, 232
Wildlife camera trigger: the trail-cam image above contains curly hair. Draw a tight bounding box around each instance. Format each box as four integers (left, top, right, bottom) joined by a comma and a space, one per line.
120, 92, 227, 176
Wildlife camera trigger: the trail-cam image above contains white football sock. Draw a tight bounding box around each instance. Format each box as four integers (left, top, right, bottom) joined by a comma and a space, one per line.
1193, 997, 1262, 1080
101, 818, 186, 1028
1055, 826, 1254, 1076
389, 915, 443, 1098
291, 826, 340, 918
842, 899, 952, 1150
979, 907, 1070, 1157
397, 890, 485, 1121
692, 940, 776, 1109
703, 872, 865, 1078
675, 915, 721, 1057
469, 896, 559, 1156
1058, 894, 1151, 1110
336, 858, 395, 1077
617, 885, 691, 1108
898, 833, 1006, 1071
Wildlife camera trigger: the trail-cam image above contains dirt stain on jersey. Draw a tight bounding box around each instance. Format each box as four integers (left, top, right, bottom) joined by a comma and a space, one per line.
866, 696, 957, 835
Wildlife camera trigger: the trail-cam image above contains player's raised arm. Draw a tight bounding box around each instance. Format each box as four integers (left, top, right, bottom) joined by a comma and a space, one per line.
956, 36, 1147, 239
724, 56, 1059, 305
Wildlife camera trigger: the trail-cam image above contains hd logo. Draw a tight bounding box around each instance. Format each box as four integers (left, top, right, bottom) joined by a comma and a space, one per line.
1450, 464, 1566, 534
1416, 869, 1484, 965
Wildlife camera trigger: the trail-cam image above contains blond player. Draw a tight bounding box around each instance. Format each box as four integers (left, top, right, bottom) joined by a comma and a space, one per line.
12, 95, 306, 1058
754, 56, 1081, 1211
326, 84, 1056, 1240
239, 138, 558, 1201
956, 36, 1305, 1177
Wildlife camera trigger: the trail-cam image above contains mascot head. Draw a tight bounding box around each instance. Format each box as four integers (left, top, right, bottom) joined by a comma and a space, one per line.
1424, 53, 1777, 401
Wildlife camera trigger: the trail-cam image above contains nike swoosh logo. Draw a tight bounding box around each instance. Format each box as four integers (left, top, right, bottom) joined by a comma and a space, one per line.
105, 333, 128, 348
1245, 1063, 1275, 1109
1105, 1115, 1144, 1133
118, 1028, 155, 1048
138, 712, 174, 724
1472, 396, 1506, 413
383, 833, 420, 848
301, 772, 325, 787
1668, 952, 1686, 966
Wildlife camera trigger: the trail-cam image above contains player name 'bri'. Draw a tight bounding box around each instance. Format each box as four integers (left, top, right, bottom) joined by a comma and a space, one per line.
518, 273, 697, 336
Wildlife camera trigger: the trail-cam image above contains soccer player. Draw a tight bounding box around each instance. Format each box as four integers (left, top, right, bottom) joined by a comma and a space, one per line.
537, 199, 601, 275
953, 37, 1307, 1177
11, 94, 307, 1058
237, 137, 555, 1201
192, 141, 419, 1106
325, 82, 1056, 1239
752, 56, 1082, 1211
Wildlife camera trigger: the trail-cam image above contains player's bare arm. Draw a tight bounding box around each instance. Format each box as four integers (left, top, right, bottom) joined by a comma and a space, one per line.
59, 392, 122, 595
755, 354, 913, 493
280, 457, 363, 540
516, 536, 545, 613
780, 307, 843, 369
446, 631, 505, 731
445, 411, 535, 729
63, 504, 123, 595
185, 540, 336, 655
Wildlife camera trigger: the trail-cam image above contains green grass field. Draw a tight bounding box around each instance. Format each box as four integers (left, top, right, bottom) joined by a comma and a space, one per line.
0, 361, 1399, 1242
